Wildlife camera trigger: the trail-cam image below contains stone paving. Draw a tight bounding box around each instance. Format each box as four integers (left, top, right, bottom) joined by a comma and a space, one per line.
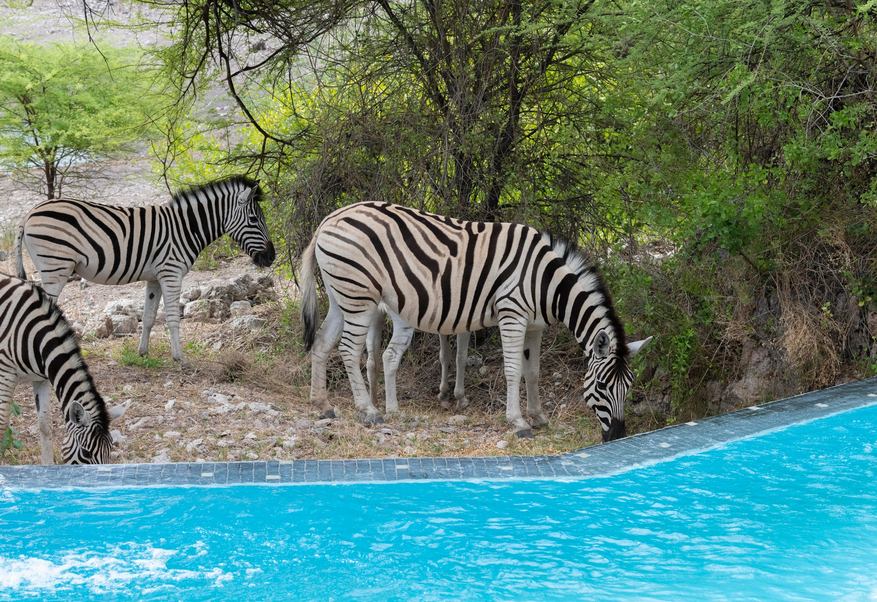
3, 377, 876, 490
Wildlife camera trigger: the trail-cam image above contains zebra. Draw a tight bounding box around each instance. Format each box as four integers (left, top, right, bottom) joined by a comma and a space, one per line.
0, 274, 128, 464
13, 176, 275, 364
301, 202, 650, 440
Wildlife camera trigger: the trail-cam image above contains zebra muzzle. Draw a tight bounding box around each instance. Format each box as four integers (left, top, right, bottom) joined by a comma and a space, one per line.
603, 419, 627, 442
252, 242, 276, 267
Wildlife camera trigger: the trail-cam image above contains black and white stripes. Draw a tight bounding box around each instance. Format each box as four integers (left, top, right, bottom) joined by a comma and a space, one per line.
0, 274, 118, 464
301, 202, 649, 440
14, 176, 275, 363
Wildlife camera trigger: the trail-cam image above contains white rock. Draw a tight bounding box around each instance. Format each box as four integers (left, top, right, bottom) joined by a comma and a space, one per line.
479, 365, 488, 376
448, 415, 468, 425
165, 399, 176, 411
109, 314, 138, 335
496, 440, 509, 449
282, 438, 297, 449
185, 438, 203, 452
245, 451, 259, 460
163, 431, 182, 439
104, 298, 143, 316
230, 300, 253, 316
110, 429, 127, 444
244, 432, 258, 440
230, 315, 266, 330
209, 393, 230, 405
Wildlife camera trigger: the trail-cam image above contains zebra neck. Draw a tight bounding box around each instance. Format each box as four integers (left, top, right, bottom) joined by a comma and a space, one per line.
556, 278, 615, 351
41, 337, 101, 416
169, 192, 229, 259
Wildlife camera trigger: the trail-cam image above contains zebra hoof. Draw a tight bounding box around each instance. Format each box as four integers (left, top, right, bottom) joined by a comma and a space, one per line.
360, 413, 384, 426
515, 428, 534, 439
320, 409, 336, 420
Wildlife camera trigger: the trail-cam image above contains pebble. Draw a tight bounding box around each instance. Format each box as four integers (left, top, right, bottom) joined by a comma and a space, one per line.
165, 399, 176, 411
496, 440, 509, 449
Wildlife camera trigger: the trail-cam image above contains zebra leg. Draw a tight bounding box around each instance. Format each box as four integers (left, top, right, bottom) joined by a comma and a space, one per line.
438, 335, 452, 407
38, 278, 68, 300
34, 379, 55, 465
382, 313, 414, 414
139, 280, 163, 357
366, 308, 385, 409
0, 374, 19, 453
310, 297, 344, 419
497, 314, 533, 438
337, 307, 384, 425
523, 327, 548, 428
159, 277, 187, 364
453, 332, 471, 410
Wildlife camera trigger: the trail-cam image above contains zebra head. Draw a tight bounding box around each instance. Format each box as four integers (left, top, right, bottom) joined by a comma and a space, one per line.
61, 398, 113, 464
226, 179, 276, 268
584, 331, 652, 442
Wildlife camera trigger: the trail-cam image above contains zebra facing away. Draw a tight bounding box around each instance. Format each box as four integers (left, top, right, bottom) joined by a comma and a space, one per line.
14, 176, 275, 364
302, 202, 651, 440
0, 274, 128, 464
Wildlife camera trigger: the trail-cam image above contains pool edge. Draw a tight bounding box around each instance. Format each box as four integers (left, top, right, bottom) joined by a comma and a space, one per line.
3, 377, 877, 490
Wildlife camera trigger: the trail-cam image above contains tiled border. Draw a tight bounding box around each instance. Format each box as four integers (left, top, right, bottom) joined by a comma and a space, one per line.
2, 377, 876, 490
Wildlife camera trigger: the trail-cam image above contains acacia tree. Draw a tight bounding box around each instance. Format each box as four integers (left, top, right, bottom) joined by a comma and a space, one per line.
115, 0, 623, 228
0, 36, 159, 199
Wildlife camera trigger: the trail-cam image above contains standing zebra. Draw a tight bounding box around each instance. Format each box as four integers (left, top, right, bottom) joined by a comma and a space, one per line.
0, 274, 127, 464
13, 176, 275, 363
301, 202, 650, 440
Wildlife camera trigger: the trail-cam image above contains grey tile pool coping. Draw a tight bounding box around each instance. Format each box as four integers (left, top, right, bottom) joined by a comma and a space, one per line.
2, 377, 877, 490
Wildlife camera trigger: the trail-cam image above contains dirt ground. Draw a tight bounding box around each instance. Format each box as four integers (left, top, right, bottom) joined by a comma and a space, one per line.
1, 241, 616, 466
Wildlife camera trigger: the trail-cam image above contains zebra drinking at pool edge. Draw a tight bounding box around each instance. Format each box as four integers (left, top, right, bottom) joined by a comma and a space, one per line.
0, 275, 127, 464
302, 202, 650, 441
14, 176, 276, 364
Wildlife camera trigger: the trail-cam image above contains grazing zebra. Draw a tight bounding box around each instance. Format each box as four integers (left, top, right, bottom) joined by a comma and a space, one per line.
301, 202, 650, 440
14, 176, 275, 363
0, 274, 127, 464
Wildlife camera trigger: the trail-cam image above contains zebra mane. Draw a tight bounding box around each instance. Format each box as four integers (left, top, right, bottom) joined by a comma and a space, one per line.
540, 232, 629, 361
169, 175, 262, 207
28, 280, 110, 427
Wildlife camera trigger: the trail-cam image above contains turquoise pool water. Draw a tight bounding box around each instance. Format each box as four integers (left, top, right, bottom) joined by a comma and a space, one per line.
2, 404, 876, 601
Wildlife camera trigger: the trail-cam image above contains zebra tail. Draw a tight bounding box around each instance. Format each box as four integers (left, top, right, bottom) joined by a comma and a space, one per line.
301, 231, 320, 352
13, 222, 25, 280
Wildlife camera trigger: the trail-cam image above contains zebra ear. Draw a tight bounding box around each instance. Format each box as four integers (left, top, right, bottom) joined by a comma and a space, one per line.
69, 402, 88, 427
627, 336, 653, 357
237, 187, 256, 206
594, 330, 611, 359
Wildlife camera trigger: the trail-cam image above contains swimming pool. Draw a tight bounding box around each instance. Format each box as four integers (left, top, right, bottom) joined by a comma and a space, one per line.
2, 381, 876, 601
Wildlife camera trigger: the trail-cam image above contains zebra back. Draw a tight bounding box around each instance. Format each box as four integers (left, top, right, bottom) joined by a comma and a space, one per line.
16, 176, 274, 289
0, 275, 112, 464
